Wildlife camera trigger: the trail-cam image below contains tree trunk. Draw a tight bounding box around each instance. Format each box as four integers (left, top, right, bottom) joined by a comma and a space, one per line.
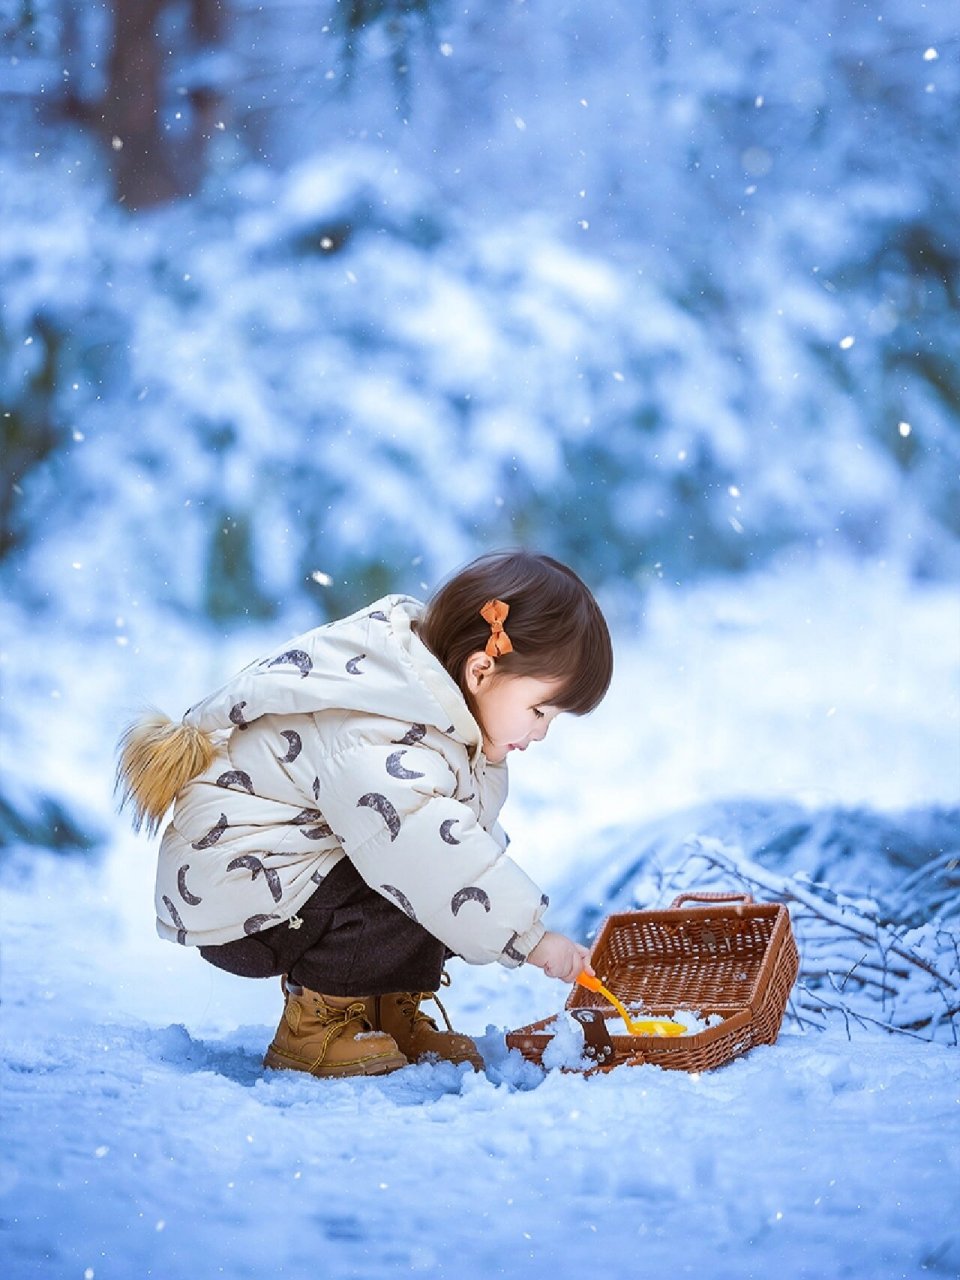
102, 0, 180, 208
183, 0, 227, 191
191, 0, 225, 46
100, 0, 227, 209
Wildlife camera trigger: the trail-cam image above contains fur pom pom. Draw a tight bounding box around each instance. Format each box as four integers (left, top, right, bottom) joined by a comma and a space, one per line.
115, 712, 216, 836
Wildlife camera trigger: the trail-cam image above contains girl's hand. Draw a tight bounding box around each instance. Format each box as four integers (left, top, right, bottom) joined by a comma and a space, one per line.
527, 931, 594, 983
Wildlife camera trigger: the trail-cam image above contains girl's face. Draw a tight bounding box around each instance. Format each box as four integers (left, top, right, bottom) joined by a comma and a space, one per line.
467, 667, 565, 764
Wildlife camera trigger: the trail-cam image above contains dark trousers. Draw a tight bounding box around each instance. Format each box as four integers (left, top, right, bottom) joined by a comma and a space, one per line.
198, 858, 447, 996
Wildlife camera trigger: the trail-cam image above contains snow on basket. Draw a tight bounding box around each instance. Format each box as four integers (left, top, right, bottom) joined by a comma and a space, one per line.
507, 892, 799, 1073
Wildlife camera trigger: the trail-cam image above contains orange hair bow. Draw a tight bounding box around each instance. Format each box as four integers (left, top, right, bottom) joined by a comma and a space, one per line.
480, 599, 513, 658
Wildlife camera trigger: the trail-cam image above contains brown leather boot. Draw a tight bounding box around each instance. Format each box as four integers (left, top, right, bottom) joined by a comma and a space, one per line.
264, 980, 407, 1078
363, 988, 483, 1070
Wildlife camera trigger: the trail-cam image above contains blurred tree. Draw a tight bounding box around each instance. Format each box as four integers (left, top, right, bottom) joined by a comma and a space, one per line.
2, 1, 444, 203
334, 0, 437, 112
101, 0, 225, 208
102, 0, 178, 206
205, 508, 276, 621
63, 0, 441, 206
0, 315, 62, 560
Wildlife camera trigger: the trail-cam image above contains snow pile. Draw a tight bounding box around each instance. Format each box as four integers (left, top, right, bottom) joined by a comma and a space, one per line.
538, 1014, 590, 1071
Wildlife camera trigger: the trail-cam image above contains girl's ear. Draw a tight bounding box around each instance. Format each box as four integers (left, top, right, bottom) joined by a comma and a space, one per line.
463, 650, 496, 695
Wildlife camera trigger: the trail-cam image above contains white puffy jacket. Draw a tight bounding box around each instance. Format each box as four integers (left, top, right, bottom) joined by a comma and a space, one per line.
155, 595, 548, 967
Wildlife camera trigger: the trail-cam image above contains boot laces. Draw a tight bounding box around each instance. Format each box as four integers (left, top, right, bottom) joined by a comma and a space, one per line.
312, 995, 371, 1030
396, 990, 455, 1033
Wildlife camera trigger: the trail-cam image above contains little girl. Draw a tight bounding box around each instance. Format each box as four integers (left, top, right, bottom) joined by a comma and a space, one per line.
117, 550, 613, 1078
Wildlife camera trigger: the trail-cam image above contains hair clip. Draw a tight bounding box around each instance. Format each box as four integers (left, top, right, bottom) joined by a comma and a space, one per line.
480, 599, 513, 657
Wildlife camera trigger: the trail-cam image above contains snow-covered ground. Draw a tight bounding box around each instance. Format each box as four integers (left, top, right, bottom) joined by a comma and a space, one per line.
2, 556, 959, 1279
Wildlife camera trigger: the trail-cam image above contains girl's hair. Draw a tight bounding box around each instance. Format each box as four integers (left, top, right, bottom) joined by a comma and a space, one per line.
417, 550, 613, 715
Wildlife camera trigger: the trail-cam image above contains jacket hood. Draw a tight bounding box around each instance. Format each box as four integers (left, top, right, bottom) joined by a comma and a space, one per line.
182, 595, 483, 759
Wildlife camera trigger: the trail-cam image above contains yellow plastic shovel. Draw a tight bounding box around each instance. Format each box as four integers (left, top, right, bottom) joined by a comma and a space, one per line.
575, 971, 686, 1037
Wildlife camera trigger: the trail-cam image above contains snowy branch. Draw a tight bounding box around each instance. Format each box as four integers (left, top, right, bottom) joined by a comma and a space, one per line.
652, 836, 960, 1046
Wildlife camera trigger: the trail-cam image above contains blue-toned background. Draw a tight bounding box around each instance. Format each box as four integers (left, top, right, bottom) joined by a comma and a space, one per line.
3, 0, 958, 628
2, 8, 959, 1279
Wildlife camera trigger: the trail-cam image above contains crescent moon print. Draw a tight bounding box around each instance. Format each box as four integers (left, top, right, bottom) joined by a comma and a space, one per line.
243, 913, 281, 936
502, 932, 526, 964
229, 701, 250, 730
379, 884, 418, 921
290, 808, 324, 824
192, 813, 228, 849
227, 853, 264, 874
313, 776, 321, 801
177, 864, 203, 906
289, 809, 334, 840
450, 886, 492, 916
391, 723, 426, 747
262, 867, 283, 903
368, 610, 389, 622
226, 855, 284, 903
345, 654, 366, 675
277, 729, 302, 763
266, 649, 313, 678
162, 895, 188, 946
357, 792, 401, 841
216, 770, 254, 794
439, 818, 461, 846
385, 750, 425, 781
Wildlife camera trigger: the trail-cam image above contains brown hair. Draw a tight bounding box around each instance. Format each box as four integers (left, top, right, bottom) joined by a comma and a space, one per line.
417, 550, 613, 716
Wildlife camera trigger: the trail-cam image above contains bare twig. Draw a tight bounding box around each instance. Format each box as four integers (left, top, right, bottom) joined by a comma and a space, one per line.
651, 836, 960, 1044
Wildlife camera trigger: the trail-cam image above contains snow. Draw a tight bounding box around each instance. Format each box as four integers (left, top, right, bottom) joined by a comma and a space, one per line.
2, 557, 959, 1280
2, 861, 959, 1280
538, 1014, 590, 1070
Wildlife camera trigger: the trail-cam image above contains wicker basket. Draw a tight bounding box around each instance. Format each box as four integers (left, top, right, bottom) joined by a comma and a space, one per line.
506, 892, 799, 1073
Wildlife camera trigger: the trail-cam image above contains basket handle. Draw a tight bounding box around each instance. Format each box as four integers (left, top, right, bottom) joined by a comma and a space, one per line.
670, 891, 755, 908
